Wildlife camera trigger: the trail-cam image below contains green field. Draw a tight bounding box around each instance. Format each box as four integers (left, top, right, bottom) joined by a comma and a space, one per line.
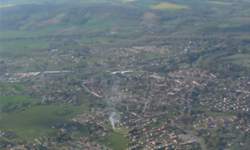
0, 104, 88, 138
0, 96, 33, 112
100, 128, 129, 150
151, 2, 189, 10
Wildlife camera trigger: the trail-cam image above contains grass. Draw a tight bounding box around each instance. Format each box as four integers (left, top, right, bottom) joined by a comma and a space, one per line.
0, 83, 25, 93
0, 96, 33, 112
0, 4, 15, 9
208, 1, 232, 5
0, 40, 49, 50
0, 39, 49, 57
151, 2, 189, 10
0, 0, 129, 6
0, 104, 88, 139
222, 54, 250, 68
102, 132, 128, 150
99, 128, 129, 150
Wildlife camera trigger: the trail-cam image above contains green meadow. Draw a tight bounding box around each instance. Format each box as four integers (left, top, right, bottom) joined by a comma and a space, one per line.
151, 2, 189, 10
0, 97, 88, 139
99, 128, 129, 150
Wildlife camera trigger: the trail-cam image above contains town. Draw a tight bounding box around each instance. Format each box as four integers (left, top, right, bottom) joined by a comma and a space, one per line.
0, 0, 250, 149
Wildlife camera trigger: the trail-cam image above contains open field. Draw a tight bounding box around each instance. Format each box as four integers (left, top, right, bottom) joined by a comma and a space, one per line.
0, 104, 88, 138
151, 2, 189, 10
